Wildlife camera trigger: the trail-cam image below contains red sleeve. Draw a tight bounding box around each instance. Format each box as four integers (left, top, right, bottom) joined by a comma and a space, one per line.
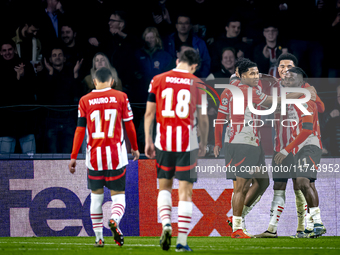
71, 126, 86, 159
315, 95, 325, 113
124, 120, 138, 151
284, 115, 313, 154
215, 111, 227, 148
252, 87, 268, 106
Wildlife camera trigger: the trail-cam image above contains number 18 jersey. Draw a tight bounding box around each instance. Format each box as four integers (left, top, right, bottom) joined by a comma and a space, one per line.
148, 69, 206, 152
78, 88, 133, 171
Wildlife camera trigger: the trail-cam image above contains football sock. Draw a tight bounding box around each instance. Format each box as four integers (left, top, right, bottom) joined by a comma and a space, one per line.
90, 193, 104, 242
111, 194, 126, 225
232, 216, 243, 232
310, 207, 322, 224
268, 190, 285, 233
177, 201, 192, 245
295, 190, 307, 232
306, 213, 314, 231
242, 195, 261, 229
157, 190, 172, 227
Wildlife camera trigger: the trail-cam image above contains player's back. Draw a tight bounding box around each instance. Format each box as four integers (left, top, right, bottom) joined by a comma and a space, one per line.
79, 88, 133, 170
149, 69, 204, 152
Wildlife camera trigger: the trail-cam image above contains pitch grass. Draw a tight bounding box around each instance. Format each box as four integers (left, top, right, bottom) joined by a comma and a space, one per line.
1, 236, 340, 255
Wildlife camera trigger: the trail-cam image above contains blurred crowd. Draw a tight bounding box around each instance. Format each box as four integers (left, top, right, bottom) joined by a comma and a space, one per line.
1, 0, 340, 155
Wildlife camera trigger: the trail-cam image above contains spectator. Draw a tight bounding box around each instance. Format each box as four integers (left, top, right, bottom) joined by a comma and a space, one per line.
163, 13, 211, 78
101, 11, 141, 94
149, 0, 173, 37
39, 0, 65, 55
12, 16, 43, 72
253, 22, 288, 77
207, 47, 237, 80
133, 27, 173, 152
134, 27, 173, 102
321, 85, 340, 156
36, 46, 83, 153
205, 47, 237, 149
0, 39, 37, 154
209, 16, 251, 72
60, 18, 88, 79
325, 0, 340, 78
82, 52, 122, 93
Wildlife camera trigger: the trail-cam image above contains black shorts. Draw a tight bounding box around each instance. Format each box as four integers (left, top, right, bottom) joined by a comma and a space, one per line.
155, 148, 198, 183
224, 143, 236, 181
87, 167, 126, 191
226, 143, 262, 179
272, 151, 296, 182
294, 145, 322, 181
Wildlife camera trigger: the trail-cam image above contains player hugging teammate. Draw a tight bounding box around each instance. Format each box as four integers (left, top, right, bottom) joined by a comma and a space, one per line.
214, 55, 326, 239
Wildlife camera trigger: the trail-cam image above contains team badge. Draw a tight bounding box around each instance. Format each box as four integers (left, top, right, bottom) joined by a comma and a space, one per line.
154, 61, 160, 69
222, 98, 228, 105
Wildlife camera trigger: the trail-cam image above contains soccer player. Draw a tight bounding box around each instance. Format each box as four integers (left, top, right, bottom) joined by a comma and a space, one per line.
255, 53, 324, 238
214, 58, 267, 237
274, 67, 326, 238
68, 67, 140, 247
144, 48, 209, 251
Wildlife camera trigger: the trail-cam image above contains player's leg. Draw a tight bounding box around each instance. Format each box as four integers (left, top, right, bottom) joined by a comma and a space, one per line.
176, 180, 194, 251
88, 169, 105, 247
174, 149, 198, 251
255, 151, 290, 238
156, 148, 176, 251
292, 179, 308, 233
106, 167, 127, 246
295, 145, 325, 238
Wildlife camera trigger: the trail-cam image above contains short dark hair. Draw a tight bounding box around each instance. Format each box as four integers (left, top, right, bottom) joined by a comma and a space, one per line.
226, 16, 242, 27
277, 53, 298, 66
0, 39, 16, 50
178, 47, 200, 67
287, 66, 308, 79
60, 16, 77, 33
238, 59, 257, 77
176, 13, 191, 24
235, 57, 251, 69
50, 44, 64, 57
95, 67, 113, 83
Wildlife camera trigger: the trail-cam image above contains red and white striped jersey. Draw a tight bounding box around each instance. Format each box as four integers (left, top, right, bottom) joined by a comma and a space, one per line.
78, 88, 133, 170
148, 69, 206, 152
287, 99, 322, 155
228, 83, 267, 146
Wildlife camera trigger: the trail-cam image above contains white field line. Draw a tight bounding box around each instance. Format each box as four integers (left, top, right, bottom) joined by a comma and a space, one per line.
0, 241, 339, 250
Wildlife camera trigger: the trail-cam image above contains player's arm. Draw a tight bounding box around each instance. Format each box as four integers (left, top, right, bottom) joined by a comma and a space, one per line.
315, 95, 325, 113
124, 120, 139, 161
69, 117, 86, 174
261, 86, 317, 108
144, 99, 156, 159
274, 114, 313, 165
197, 105, 209, 157
214, 110, 228, 157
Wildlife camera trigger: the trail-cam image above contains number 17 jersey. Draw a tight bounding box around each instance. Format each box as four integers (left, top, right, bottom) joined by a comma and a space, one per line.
148, 69, 206, 152
78, 88, 133, 171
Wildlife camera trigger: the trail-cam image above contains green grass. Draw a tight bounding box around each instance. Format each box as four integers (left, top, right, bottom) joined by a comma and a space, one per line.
0, 236, 340, 255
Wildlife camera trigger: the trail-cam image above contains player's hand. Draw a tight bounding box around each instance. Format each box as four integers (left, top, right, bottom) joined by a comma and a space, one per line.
88, 37, 99, 47
198, 143, 207, 157
145, 143, 156, 159
69, 159, 77, 174
213, 145, 221, 158
274, 152, 286, 165
131, 149, 140, 161
306, 86, 317, 101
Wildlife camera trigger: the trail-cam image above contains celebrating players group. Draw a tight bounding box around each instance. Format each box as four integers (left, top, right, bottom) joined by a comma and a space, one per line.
68, 47, 326, 251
